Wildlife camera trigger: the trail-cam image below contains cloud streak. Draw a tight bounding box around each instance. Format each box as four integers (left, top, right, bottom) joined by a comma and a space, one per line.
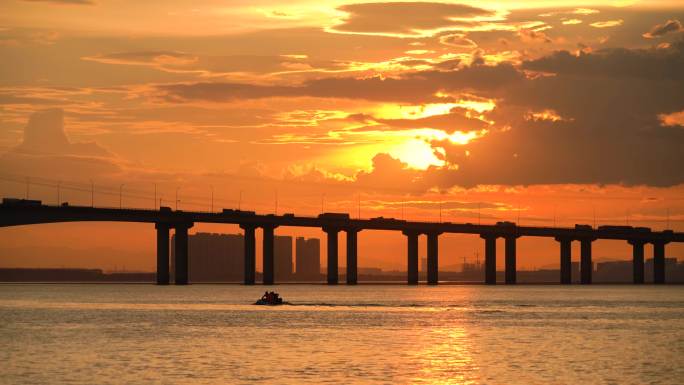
332, 2, 495, 37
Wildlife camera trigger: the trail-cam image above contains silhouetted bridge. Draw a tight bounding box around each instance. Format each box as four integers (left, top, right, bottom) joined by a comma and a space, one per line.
2, 201, 682, 285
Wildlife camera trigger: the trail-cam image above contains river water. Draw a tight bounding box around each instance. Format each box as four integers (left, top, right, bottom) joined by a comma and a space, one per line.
1, 284, 683, 384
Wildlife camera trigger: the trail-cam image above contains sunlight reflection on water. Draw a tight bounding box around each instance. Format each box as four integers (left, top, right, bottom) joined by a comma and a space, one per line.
1, 284, 683, 385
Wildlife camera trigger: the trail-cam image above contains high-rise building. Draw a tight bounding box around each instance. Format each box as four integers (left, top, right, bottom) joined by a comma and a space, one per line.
595, 260, 631, 282
645, 257, 678, 282
171, 232, 244, 282
295, 237, 320, 281
274, 235, 293, 281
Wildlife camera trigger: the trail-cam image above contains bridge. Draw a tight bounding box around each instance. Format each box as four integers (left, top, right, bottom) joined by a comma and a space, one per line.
2, 200, 682, 285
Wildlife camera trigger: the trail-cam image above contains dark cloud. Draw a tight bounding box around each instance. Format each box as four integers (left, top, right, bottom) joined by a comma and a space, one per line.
522, 41, 684, 81
350, 42, 684, 189
159, 82, 302, 102
83, 50, 331, 75
350, 111, 489, 133
158, 63, 522, 103
160, 41, 684, 189
432, 58, 462, 71
333, 2, 493, 36
0, 109, 120, 179
354, 153, 428, 193
14, 109, 111, 157
643, 19, 683, 39
441, 41, 684, 187
352, 153, 466, 194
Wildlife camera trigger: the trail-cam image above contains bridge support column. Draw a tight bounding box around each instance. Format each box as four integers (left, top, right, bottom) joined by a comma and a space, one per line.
241, 224, 256, 285
346, 229, 359, 285
324, 228, 339, 285
427, 232, 439, 285
653, 241, 667, 284
482, 234, 497, 284
629, 240, 645, 284
504, 236, 517, 284
556, 237, 572, 284
404, 231, 419, 285
155, 223, 170, 285
580, 238, 593, 284
262, 225, 276, 285
174, 223, 193, 285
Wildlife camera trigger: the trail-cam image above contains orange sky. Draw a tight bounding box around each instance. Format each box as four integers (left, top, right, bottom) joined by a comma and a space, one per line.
1, 0, 683, 272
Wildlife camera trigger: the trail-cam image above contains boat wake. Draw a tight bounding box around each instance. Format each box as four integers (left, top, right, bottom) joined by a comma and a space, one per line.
284, 302, 464, 308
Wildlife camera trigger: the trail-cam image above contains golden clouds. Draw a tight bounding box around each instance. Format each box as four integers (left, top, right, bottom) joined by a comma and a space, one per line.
590, 19, 624, 28
439, 33, 478, 49
373, 103, 461, 120
3, 0, 684, 191
330, 2, 497, 38
387, 138, 444, 169
659, 110, 684, 127
561, 19, 582, 25
524, 109, 568, 122
83, 51, 199, 68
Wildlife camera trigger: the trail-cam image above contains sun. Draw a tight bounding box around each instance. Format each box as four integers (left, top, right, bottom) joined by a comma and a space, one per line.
388, 138, 445, 169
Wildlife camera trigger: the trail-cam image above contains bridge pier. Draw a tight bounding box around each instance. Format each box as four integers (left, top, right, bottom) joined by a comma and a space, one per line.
262, 225, 276, 285
504, 236, 517, 284
241, 224, 256, 285
404, 231, 419, 285
580, 238, 593, 284
174, 223, 193, 285
346, 229, 359, 285
556, 237, 572, 284
482, 234, 497, 284
427, 232, 439, 285
324, 227, 339, 285
653, 241, 667, 284
629, 240, 645, 284
155, 223, 170, 285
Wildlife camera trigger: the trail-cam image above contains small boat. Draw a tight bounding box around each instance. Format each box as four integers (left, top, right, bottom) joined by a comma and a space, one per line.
255, 291, 285, 305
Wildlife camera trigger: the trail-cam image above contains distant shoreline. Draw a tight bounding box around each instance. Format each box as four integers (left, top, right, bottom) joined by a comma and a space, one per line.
2, 267, 682, 284
1, 281, 682, 285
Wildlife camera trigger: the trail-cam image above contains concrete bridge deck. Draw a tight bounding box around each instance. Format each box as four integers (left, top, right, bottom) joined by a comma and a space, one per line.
2, 202, 682, 285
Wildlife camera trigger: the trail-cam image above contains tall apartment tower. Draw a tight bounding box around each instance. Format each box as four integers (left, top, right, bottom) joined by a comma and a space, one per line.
274, 235, 293, 281
171, 232, 244, 282
295, 237, 321, 281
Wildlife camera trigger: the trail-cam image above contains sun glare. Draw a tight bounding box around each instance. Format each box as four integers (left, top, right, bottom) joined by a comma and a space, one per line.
373, 103, 459, 120
371, 99, 496, 121
408, 128, 487, 145
383, 128, 487, 169
388, 138, 444, 169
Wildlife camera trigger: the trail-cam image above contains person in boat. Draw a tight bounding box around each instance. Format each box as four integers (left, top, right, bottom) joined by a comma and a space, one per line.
256, 291, 283, 304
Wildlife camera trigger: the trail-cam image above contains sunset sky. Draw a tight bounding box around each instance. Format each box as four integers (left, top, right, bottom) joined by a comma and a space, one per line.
1, 0, 683, 272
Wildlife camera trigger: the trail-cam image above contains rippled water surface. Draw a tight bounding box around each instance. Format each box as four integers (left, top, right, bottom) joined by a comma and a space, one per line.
1, 284, 683, 384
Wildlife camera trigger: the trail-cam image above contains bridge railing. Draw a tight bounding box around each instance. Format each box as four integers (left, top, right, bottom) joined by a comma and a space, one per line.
3, 202, 637, 231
